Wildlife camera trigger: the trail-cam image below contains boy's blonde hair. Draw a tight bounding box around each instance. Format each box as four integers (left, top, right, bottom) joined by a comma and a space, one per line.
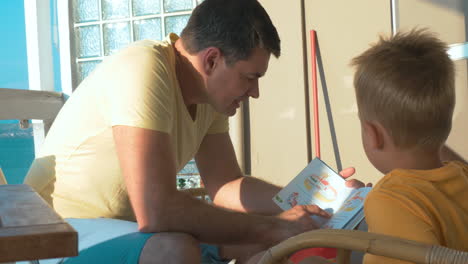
351, 29, 455, 149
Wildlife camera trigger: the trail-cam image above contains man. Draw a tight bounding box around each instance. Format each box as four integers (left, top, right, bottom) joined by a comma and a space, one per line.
25, 0, 361, 263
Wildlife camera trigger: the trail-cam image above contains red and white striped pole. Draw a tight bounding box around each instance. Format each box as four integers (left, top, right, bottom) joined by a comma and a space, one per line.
310, 30, 320, 159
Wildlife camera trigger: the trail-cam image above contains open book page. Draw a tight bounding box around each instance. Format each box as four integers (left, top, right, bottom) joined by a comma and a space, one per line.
321, 187, 371, 229
273, 158, 357, 224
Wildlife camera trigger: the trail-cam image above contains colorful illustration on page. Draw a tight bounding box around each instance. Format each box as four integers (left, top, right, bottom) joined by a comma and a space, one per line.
339, 190, 365, 212
287, 192, 300, 207
304, 173, 338, 203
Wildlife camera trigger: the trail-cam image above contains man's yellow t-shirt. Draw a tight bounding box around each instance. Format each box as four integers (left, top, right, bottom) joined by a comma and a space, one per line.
364, 161, 468, 264
24, 34, 228, 221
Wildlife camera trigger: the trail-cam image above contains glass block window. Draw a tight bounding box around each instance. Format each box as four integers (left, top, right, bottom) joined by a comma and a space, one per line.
177, 159, 202, 190
72, 0, 197, 83
77, 60, 102, 81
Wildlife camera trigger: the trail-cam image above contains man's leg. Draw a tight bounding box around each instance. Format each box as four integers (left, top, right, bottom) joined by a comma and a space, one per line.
62, 218, 201, 264
142, 236, 235, 264
139, 232, 201, 264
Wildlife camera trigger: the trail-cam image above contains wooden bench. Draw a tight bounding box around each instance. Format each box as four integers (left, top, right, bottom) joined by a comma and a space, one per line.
0, 184, 77, 263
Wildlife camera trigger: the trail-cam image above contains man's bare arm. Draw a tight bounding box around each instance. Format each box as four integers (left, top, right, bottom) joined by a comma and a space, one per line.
112, 126, 324, 246
195, 132, 282, 215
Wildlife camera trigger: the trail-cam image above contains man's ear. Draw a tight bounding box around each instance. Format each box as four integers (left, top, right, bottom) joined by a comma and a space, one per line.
363, 120, 385, 150
201, 47, 222, 75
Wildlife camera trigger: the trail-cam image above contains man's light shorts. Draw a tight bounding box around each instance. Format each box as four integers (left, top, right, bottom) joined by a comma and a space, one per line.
22, 218, 230, 264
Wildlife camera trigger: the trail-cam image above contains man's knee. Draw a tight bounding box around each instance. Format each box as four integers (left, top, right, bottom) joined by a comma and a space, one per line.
139, 232, 201, 264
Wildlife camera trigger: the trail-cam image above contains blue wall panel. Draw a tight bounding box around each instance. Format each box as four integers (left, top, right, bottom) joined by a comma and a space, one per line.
0, 1, 34, 184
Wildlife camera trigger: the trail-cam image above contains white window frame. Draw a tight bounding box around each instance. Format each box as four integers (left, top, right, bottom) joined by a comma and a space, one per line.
21, 0, 60, 155
24, 0, 55, 93
57, 0, 75, 96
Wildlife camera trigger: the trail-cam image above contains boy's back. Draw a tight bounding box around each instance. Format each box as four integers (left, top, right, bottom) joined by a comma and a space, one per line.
364, 161, 468, 263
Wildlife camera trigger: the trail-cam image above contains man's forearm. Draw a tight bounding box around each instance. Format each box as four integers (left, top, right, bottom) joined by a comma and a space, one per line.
212, 176, 283, 215
147, 190, 284, 247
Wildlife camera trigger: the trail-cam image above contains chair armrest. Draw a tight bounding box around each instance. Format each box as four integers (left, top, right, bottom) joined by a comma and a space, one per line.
258, 229, 468, 264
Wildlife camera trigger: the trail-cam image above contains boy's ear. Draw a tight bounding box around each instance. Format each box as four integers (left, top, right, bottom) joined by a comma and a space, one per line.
363, 120, 385, 150
201, 47, 222, 75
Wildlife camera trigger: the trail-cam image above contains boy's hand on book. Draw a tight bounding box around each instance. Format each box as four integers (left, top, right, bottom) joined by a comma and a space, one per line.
339, 167, 373, 188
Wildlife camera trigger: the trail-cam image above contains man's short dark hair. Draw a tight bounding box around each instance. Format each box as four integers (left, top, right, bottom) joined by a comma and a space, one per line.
180, 0, 281, 65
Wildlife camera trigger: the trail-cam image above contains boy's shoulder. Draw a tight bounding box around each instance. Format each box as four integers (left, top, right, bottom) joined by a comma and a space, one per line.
449, 160, 468, 171
370, 161, 468, 196
369, 169, 415, 192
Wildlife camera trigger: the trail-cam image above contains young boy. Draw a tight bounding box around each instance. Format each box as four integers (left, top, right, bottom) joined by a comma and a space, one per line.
351, 29, 468, 263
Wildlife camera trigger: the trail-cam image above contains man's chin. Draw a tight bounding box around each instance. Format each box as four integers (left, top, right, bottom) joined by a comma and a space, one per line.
226, 108, 237, 116
214, 104, 238, 116
221, 105, 238, 116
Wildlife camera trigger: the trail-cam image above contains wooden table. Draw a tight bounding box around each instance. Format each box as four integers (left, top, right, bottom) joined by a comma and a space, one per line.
0, 184, 78, 262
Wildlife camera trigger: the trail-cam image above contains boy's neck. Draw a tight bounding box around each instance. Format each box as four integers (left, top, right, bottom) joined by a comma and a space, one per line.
384, 147, 444, 173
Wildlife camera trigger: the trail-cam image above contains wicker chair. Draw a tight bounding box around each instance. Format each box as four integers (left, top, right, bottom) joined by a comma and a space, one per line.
257, 229, 468, 264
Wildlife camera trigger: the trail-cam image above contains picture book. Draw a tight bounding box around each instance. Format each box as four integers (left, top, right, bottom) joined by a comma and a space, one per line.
273, 158, 371, 230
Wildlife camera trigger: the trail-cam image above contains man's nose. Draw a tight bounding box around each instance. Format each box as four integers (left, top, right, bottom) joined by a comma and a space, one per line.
248, 81, 259, 99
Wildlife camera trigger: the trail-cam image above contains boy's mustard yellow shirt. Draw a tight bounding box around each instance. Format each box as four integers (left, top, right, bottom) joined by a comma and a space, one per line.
364, 161, 468, 264
24, 34, 228, 220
